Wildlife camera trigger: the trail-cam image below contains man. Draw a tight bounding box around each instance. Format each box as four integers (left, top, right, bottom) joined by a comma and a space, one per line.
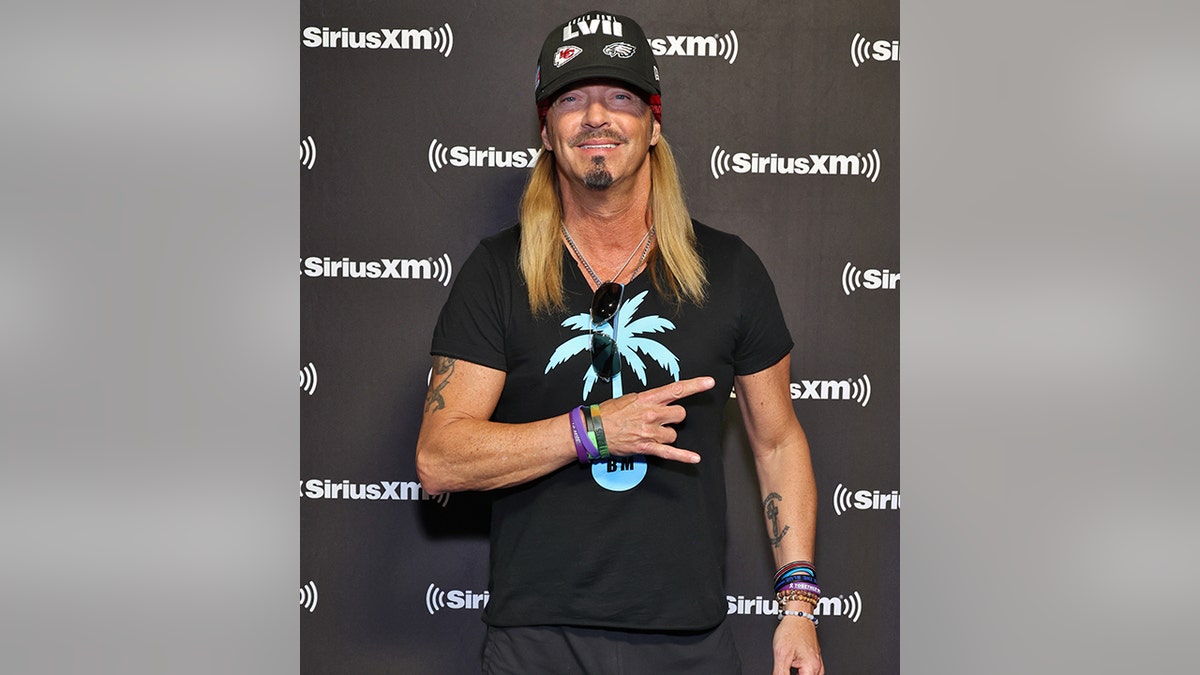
417, 10, 823, 675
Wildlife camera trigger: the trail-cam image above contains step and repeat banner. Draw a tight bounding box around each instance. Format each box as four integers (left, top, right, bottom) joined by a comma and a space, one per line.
301, 2, 897, 672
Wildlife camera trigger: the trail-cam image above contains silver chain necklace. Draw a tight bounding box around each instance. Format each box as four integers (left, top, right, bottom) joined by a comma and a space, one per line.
561, 222, 655, 286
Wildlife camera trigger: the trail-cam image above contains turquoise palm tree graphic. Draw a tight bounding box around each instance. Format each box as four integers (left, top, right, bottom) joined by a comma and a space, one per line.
544, 290, 680, 399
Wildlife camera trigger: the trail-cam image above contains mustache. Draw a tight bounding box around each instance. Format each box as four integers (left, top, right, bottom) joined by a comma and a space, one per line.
569, 130, 629, 147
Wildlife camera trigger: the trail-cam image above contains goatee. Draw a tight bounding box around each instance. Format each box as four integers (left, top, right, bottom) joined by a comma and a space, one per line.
584, 157, 613, 190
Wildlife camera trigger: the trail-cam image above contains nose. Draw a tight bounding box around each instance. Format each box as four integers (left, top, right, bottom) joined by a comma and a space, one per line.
581, 98, 611, 129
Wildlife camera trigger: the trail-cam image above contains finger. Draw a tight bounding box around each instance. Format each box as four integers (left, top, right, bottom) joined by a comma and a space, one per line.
643, 376, 715, 405
654, 425, 677, 445
656, 403, 687, 426
770, 656, 791, 675
642, 443, 700, 464
795, 654, 823, 675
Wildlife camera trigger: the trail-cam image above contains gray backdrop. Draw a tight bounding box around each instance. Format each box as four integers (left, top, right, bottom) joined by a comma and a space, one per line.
301, 1, 897, 672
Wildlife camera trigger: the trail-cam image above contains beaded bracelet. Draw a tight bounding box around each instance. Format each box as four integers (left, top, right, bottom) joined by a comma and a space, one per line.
777, 609, 818, 626
777, 591, 820, 606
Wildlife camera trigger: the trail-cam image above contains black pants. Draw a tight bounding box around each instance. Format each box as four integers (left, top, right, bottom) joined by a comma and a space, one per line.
482, 622, 743, 675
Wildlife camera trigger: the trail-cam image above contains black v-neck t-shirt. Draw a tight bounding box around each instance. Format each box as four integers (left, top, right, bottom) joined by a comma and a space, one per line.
431, 220, 792, 631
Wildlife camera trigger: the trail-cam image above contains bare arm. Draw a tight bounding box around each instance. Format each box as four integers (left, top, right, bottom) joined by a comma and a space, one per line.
415, 356, 716, 494
736, 355, 823, 675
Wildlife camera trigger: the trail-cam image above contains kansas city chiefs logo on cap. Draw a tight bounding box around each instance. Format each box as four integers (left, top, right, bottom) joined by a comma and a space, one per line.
553, 45, 582, 67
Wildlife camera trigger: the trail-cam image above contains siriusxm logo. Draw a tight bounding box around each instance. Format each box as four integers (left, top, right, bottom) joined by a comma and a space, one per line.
300, 255, 452, 287
425, 583, 489, 615
301, 24, 454, 57
300, 135, 316, 170
843, 262, 899, 294
727, 591, 863, 622
851, 33, 899, 67
833, 483, 900, 515
790, 375, 872, 406
727, 594, 778, 616
650, 31, 739, 63
300, 479, 450, 506
427, 139, 541, 173
711, 146, 881, 182
300, 362, 317, 396
731, 374, 872, 407
300, 580, 318, 613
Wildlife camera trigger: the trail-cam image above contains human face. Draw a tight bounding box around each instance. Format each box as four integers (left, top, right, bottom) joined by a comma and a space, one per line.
541, 81, 661, 192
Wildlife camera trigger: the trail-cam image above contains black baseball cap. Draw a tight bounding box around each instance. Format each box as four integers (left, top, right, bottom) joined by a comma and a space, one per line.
534, 10, 661, 106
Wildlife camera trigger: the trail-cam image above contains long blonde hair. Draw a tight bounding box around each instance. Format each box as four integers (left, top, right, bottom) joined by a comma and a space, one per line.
518, 135, 707, 315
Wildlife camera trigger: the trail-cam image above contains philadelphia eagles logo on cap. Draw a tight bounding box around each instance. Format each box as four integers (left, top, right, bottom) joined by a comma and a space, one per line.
603, 42, 636, 58
553, 45, 582, 67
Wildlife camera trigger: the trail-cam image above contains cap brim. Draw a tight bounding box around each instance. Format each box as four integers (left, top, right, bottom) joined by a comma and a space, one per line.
536, 64, 659, 103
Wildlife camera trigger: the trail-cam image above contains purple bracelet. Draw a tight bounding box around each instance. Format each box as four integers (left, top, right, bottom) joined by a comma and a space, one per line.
569, 407, 590, 463
778, 581, 821, 596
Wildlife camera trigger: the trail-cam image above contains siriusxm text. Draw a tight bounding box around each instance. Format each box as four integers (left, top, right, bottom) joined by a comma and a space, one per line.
790, 379, 856, 400
443, 146, 540, 168
865, 40, 899, 61
856, 269, 900, 289
650, 35, 724, 57
302, 257, 434, 279
727, 595, 855, 617
731, 153, 866, 176
850, 490, 900, 510
302, 26, 435, 50
301, 479, 432, 500
444, 589, 489, 609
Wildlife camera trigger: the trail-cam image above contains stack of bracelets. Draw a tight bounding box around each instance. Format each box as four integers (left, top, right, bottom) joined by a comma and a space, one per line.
774, 560, 820, 625
568, 405, 611, 464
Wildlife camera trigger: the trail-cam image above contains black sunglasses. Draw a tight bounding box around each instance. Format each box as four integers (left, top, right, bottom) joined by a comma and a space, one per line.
590, 281, 623, 381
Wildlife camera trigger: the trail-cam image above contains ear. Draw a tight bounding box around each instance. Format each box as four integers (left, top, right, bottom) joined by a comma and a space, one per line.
540, 123, 553, 152
649, 118, 661, 147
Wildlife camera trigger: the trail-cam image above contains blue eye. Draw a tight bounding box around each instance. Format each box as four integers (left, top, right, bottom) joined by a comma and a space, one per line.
555, 93, 585, 110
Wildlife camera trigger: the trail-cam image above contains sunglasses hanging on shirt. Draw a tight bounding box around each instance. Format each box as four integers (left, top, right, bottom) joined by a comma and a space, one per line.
561, 223, 655, 381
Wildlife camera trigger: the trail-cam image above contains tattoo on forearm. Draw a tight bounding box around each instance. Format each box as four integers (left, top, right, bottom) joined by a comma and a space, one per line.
763, 492, 790, 548
424, 357, 456, 413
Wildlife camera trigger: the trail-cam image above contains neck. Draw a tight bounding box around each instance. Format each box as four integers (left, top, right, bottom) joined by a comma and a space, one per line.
557, 161, 653, 255
557, 173, 656, 287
